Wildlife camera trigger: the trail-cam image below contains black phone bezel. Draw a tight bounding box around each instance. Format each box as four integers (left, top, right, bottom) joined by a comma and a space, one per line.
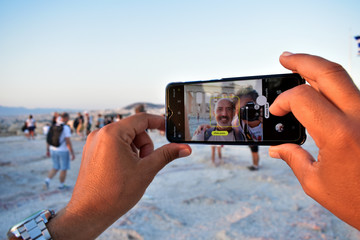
166, 73, 306, 146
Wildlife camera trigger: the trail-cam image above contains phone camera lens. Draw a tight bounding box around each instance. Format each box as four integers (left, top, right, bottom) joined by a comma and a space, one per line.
275, 123, 284, 133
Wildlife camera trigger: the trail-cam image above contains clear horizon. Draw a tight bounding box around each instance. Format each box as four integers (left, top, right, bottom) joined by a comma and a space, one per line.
1, 1, 360, 109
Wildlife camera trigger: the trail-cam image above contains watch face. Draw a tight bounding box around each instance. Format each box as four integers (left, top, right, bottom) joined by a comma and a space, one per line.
12, 210, 44, 227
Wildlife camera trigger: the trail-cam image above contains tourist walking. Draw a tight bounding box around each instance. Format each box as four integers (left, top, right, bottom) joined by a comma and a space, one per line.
44, 112, 75, 190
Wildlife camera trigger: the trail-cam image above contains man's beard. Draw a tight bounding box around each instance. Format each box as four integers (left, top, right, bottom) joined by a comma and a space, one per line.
217, 116, 231, 127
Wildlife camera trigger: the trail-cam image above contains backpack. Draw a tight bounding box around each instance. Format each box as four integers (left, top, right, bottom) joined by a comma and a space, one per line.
46, 124, 64, 147
21, 122, 27, 132
73, 118, 79, 130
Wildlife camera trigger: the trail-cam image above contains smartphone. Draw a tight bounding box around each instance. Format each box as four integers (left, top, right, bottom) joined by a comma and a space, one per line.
166, 73, 306, 145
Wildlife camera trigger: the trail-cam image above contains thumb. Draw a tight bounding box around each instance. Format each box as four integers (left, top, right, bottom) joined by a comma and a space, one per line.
140, 143, 192, 177
269, 144, 315, 187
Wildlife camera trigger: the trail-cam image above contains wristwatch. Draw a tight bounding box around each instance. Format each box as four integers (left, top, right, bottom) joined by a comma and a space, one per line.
7, 209, 55, 240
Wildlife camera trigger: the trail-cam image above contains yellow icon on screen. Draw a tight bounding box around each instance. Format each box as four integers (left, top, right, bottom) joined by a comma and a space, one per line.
211, 131, 228, 136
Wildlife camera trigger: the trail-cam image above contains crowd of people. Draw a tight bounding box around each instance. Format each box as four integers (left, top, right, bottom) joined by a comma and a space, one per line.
17, 110, 132, 192
22, 103, 157, 142
40, 106, 142, 191
24, 111, 126, 140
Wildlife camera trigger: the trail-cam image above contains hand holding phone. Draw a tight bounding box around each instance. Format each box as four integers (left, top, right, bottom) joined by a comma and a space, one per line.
268, 52, 360, 230
166, 73, 306, 145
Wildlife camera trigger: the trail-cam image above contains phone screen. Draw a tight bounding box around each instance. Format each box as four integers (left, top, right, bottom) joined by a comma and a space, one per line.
166, 73, 306, 145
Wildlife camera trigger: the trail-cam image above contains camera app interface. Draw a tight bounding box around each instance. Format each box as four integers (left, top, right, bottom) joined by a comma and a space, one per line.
187, 79, 265, 142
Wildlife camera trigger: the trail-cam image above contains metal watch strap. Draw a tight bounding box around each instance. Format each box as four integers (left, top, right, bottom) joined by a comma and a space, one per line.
11, 210, 55, 240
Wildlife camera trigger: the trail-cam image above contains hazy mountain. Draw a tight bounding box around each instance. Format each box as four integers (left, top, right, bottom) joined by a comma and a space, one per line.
0, 105, 81, 116
123, 102, 164, 110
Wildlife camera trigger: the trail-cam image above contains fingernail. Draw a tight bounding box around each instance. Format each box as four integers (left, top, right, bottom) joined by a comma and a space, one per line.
269, 150, 281, 159
281, 51, 293, 57
178, 148, 191, 158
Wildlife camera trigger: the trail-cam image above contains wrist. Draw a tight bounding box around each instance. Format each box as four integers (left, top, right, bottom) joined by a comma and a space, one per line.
46, 207, 84, 240
47, 203, 116, 240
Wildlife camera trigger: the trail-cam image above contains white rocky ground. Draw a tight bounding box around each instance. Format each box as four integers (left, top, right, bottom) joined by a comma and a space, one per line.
0, 130, 359, 240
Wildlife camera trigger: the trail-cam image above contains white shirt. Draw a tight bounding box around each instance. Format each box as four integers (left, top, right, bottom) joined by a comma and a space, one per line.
50, 124, 72, 152
26, 118, 36, 127
232, 115, 263, 141
43, 125, 50, 136
248, 123, 263, 141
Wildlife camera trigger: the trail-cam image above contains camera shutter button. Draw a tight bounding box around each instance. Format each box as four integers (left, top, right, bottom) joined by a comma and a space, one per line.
256, 95, 267, 106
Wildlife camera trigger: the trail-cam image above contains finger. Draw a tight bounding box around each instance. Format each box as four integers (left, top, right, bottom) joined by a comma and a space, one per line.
269, 144, 317, 195
139, 143, 192, 178
279, 52, 360, 113
111, 113, 165, 144
130, 143, 138, 155
269, 84, 343, 147
132, 131, 154, 158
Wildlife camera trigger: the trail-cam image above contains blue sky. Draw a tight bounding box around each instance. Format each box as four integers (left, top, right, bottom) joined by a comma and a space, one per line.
0, 0, 359, 109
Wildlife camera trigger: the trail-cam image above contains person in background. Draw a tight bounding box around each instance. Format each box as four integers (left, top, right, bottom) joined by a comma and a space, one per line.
25, 115, 36, 140
233, 86, 262, 171
84, 111, 93, 136
246, 146, 260, 171
75, 112, 84, 139
52, 112, 60, 125
44, 112, 75, 190
104, 116, 113, 125
211, 145, 224, 166
115, 114, 123, 122
96, 113, 105, 129
43, 123, 51, 136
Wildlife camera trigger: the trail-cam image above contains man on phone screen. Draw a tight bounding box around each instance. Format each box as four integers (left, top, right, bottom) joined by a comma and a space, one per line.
192, 98, 244, 141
